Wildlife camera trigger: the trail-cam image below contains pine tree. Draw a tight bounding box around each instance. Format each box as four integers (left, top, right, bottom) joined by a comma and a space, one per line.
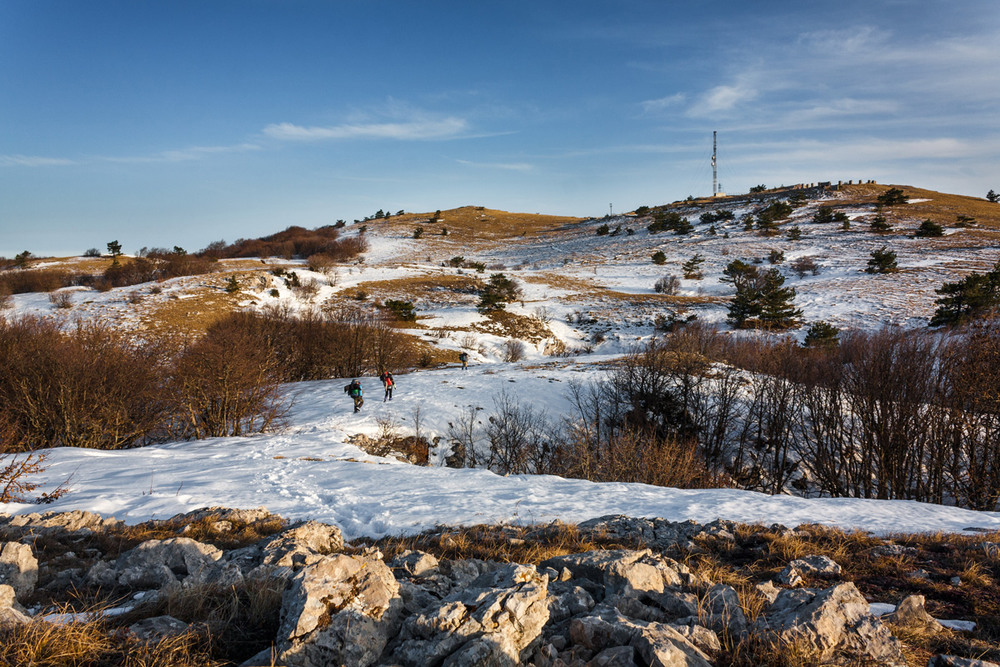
757, 269, 801, 329
930, 261, 1000, 326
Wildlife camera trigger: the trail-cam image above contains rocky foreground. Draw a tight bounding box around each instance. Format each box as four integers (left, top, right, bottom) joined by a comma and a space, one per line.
0, 509, 996, 667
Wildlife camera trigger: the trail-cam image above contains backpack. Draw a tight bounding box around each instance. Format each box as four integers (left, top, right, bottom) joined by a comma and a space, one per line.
459, 352, 468, 362
386, 377, 393, 387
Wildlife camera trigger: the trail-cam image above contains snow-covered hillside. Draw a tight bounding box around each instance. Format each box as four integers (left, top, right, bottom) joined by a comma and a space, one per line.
4, 361, 1000, 539
4, 183, 1000, 539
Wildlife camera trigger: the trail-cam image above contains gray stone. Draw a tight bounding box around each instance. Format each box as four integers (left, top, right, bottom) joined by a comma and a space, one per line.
259, 520, 344, 569
5, 510, 121, 535
756, 580, 780, 604
394, 563, 548, 667
115, 537, 223, 590
542, 550, 685, 600
0, 542, 37, 599
888, 595, 946, 634
701, 583, 748, 636
548, 583, 596, 622
278, 553, 402, 667
668, 621, 721, 654
758, 582, 905, 666
630, 624, 714, 667
586, 645, 636, 667
391, 549, 440, 578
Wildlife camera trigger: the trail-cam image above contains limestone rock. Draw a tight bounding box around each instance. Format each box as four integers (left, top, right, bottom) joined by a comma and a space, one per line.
587, 645, 636, 666
259, 520, 344, 569
278, 553, 402, 667
115, 537, 223, 590
758, 582, 905, 666
888, 595, 946, 634
391, 563, 549, 667
701, 583, 748, 636
0, 541, 38, 599
391, 549, 440, 578
630, 624, 715, 667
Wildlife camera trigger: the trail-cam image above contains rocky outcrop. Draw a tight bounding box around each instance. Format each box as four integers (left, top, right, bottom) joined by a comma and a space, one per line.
277, 553, 403, 667
0, 510, 980, 667
390, 563, 549, 666
757, 582, 906, 666
0, 542, 38, 601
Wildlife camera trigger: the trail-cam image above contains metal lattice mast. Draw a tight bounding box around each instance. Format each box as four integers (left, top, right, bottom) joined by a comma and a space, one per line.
712, 131, 718, 196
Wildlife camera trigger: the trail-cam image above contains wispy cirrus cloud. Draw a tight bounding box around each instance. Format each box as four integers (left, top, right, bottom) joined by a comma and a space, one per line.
639, 93, 686, 115
263, 117, 469, 141
0, 154, 76, 167
456, 159, 533, 172
687, 81, 759, 116
102, 143, 262, 164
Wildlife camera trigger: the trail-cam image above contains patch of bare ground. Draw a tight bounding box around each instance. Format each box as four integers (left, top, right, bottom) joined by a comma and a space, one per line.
350, 272, 483, 305
135, 272, 255, 341
835, 183, 1000, 230
473, 309, 552, 342
376, 206, 586, 241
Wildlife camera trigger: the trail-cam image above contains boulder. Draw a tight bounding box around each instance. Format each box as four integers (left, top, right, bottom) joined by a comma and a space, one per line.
758, 582, 905, 666
587, 645, 636, 666
258, 520, 344, 569
0, 583, 31, 626
630, 624, 715, 667
777, 554, 842, 587
115, 537, 223, 590
548, 582, 596, 622
542, 550, 687, 599
391, 549, 440, 578
0, 541, 38, 599
888, 595, 946, 634
277, 553, 402, 667
391, 563, 549, 667
701, 583, 748, 636
4, 510, 120, 536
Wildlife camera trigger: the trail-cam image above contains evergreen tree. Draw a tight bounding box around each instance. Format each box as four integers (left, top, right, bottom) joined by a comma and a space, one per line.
803, 321, 840, 348
866, 246, 898, 274
930, 261, 1000, 326
915, 220, 944, 237
877, 187, 909, 206
987, 189, 999, 203
757, 269, 802, 329
682, 253, 705, 279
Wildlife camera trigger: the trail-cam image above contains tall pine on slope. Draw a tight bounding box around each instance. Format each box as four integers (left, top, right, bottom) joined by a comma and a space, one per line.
930, 261, 1000, 326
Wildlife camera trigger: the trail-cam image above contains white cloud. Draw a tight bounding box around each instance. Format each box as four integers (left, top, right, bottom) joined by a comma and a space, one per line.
103, 143, 262, 164
687, 81, 759, 116
456, 159, 533, 172
640, 93, 686, 114
263, 117, 468, 141
0, 154, 76, 167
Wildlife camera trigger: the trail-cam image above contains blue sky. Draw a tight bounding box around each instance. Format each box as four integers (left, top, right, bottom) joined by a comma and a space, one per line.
2, 0, 998, 257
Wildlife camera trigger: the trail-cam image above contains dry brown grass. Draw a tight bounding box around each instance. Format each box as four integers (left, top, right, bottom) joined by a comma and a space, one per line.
835, 183, 1000, 230
378, 206, 585, 241
473, 309, 552, 342
136, 278, 248, 341
0, 608, 219, 667
360, 521, 642, 565
350, 273, 482, 305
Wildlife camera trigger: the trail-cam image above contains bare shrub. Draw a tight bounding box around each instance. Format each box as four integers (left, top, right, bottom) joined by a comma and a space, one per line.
169, 320, 287, 439
49, 291, 72, 309
484, 390, 551, 475
459, 332, 479, 350
291, 277, 321, 303
0, 316, 173, 452
447, 405, 482, 468
0, 286, 10, 310
0, 268, 69, 294
501, 338, 527, 362
790, 255, 820, 277
127, 290, 143, 304
654, 275, 681, 295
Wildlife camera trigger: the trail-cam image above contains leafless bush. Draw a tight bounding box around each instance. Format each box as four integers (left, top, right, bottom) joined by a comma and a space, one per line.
0, 286, 10, 310
127, 290, 143, 304
0, 269, 70, 294
654, 275, 681, 295
447, 405, 482, 468
483, 390, 551, 475
292, 277, 321, 303
532, 306, 552, 324
459, 332, 479, 350
169, 321, 287, 439
48, 291, 73, 309
501, 338, 527, 362
790, 256, 820, 277
0, 316, 173, 451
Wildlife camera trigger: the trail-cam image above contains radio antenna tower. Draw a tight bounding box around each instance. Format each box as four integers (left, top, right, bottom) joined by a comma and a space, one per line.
712, 131, 718, 196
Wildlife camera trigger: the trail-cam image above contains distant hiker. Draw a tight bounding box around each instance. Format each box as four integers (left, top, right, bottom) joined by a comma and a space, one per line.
459, 351, 469, 370
379, 370, 394, 402
344, 379, 364, 413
